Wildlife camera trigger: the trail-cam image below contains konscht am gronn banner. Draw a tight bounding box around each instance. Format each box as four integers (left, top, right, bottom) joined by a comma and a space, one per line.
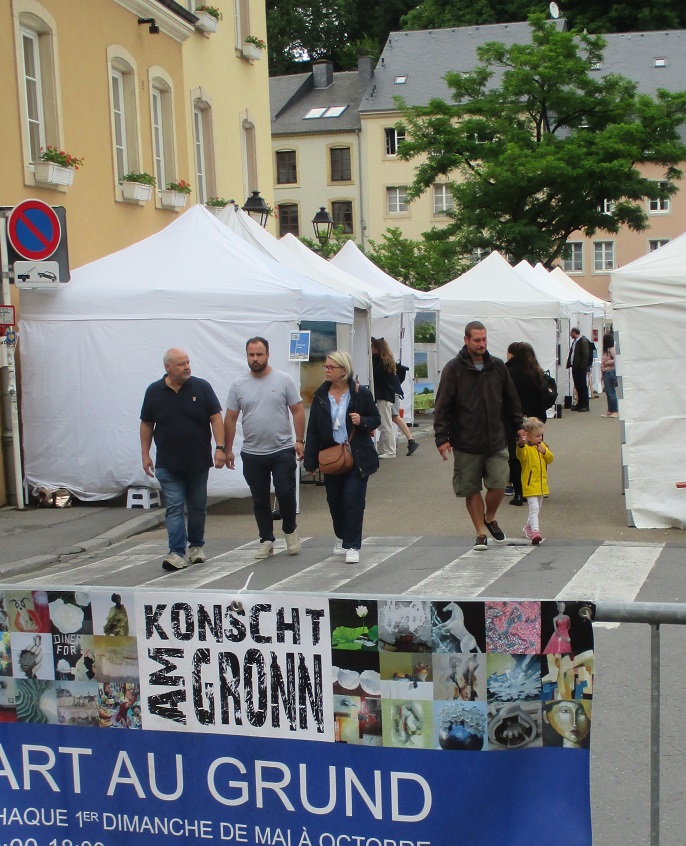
0, 588, 595, 845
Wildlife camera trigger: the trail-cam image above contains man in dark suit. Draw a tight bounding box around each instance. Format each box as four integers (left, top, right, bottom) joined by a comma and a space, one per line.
566, 328, 593, 412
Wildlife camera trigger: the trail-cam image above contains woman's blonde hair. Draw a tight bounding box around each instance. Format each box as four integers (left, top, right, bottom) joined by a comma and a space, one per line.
522, 416, 545, 435
326, 350, 353, 380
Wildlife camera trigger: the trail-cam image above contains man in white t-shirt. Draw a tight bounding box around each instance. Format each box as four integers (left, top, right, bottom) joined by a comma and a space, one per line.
224, 337, 306, 560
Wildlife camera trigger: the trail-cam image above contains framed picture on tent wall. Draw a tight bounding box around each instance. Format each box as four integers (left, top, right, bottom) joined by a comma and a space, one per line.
299, 321, 337, 407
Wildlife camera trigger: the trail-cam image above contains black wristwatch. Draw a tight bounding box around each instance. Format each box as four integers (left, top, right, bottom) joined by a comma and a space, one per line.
215, 445, 227, 453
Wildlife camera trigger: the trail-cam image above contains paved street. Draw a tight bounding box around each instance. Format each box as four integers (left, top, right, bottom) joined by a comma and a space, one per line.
2, 403, 685, 846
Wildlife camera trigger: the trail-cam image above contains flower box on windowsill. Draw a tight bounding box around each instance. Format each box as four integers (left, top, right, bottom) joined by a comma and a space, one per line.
160, 189, 188, 210
122, 182, 153, 203
242, 42, 263, 61
33, 161, 74, 187
195, 11, 218, 33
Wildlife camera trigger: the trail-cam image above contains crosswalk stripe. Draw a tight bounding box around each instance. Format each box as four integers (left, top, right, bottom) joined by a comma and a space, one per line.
557, 540, 665, 628
20, 543, 168, 586
407, 543, 537, 597
140, 538, 313, 588
270, 537, 422, 592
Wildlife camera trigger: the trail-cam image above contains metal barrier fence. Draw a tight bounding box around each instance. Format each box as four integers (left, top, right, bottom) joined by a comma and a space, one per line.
581, 601, 686, 846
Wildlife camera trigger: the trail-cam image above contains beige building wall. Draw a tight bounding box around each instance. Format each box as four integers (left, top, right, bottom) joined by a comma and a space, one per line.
182, 0, 273, 223
272, 131, 362, 240
563, 166, 686, 300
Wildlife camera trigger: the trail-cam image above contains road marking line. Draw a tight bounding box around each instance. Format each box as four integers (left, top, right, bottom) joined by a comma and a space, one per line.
20, 543, 167, 585
557, 541, 665, 628
140, 538, 313, 588
270, 537, 422, 592
407, 545, 537, 597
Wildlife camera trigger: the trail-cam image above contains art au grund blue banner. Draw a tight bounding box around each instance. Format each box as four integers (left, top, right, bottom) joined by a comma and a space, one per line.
0, 586, 594, 845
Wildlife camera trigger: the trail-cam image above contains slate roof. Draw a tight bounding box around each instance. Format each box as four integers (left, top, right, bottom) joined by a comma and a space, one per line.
270, 70, 363, 135
358, 22, 686, 114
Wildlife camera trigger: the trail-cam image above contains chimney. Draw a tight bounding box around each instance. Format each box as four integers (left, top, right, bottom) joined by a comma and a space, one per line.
312, 60, 334, 89
358, 55, 374, 97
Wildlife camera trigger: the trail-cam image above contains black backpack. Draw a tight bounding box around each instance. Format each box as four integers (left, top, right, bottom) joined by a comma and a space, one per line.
396, 361, 409, 384
541, 370, 558, 410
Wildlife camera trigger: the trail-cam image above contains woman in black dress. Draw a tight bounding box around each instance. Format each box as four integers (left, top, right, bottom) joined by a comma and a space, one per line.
505, 342, 548, 506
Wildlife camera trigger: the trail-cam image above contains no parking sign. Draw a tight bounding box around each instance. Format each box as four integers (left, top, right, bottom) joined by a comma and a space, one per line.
7, 199, 61, 260
2, 201, 70, 282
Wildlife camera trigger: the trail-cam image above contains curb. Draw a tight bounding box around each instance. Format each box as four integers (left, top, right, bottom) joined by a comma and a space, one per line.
0, 509, 166, 580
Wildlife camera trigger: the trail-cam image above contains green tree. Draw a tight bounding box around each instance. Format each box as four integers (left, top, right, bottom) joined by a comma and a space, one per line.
366, 228, 467, 289
299, 225, 355, 258
266, 0, 417, 74
401, 1, 686, 32
397, 14, 686, 267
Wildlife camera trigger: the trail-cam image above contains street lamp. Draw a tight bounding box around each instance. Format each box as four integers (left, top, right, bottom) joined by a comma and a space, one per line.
242, 190, 270, 227
312, 207, 334, 242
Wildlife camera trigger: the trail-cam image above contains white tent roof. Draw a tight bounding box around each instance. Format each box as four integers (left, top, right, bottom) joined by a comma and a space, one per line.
219, 207, 374, 311
436, 252, 560, 318
18, 206, 314, 501
330, 240, 440, 312
514, 260, 587, 318
21, 205, 303, 321
548, 266, 608, 319
434, 252, 561, 371
610, 233, 686, 528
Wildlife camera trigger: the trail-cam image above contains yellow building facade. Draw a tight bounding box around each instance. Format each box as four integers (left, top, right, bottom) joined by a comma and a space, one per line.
0, 0, 273, 504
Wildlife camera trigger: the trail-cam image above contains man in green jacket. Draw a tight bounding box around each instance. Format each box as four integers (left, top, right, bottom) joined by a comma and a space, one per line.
434, 321, 524, 550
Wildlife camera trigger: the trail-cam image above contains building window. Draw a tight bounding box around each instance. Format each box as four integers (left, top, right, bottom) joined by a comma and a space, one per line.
649, 239, 669, 252
331, 201, 353, 234
563, 242, 583, 273
21, 28, 47, 163
108, 52, 140, 183
330, 147, 351, 182
433, 183, 454, 214
386, 186, 408, 213
276, 150, 297, 184
150, 75, 174, 194
242, 118, 258, 194
649, 182, 670, 213
600, 199, 615, 214
111, 70, 129, 180
194, 108, 208, 203
594, 241, 615, 271
278, 204, 299, 236
384, 127, 406, 156
234, 0, 251, 50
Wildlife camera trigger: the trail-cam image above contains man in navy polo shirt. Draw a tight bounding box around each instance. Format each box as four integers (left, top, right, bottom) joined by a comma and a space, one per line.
140, 348, 226, 571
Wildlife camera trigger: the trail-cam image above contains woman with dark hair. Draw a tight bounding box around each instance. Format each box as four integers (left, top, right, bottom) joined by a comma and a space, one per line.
505, 342, 548, 506
371, 337, 400, 458
600, 332, 618, 418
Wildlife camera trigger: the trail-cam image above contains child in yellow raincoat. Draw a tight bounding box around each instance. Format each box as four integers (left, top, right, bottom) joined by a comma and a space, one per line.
516, 417, 554, 545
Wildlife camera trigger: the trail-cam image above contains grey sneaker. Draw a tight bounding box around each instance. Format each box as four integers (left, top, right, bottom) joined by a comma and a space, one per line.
285, 530, 301, 555
162, 552, 188, 571
333, 539, 345, 556
188, 546, 206, 564
345, 548, 360, 563
255, 540, 274, 560
406, 440, 420, 456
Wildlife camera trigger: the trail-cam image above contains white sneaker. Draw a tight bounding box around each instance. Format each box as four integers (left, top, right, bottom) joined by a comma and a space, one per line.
255, 540, 274, 560
333, 539, 345, 556
188, 546, 206, 564
285, 530, 301, 555
162, 552, 187, 571
345, 548, 360, 563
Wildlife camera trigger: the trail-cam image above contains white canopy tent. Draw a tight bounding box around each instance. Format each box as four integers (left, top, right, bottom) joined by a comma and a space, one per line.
330, 240, 440, 419
219, 207, 376, 384
610, 234, 686, 528
435, 252, 561, 376
18, 206, 350, 500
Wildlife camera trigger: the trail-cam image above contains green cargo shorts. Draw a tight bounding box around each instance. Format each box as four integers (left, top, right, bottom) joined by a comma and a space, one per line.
452, 448, 509, 497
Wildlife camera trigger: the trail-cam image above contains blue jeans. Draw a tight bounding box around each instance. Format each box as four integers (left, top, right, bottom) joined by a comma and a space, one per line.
155, 467, 209, 556
324, 470, 368, 550
603, 369, 618, 413
241, 449, 297, 542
